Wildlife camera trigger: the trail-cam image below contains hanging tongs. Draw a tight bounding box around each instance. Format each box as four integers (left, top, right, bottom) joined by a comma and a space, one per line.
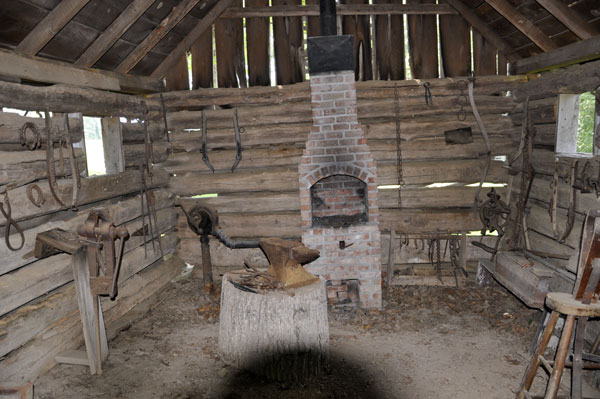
231, 109, 243, 173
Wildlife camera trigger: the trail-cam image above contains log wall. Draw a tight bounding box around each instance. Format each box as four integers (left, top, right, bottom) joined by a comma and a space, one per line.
162, 75, 524, 278
505, 62, 600, 347
0, 83, 178, 384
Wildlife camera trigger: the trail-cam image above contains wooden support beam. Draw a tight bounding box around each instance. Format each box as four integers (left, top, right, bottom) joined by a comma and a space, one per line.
0, 48, 163, 93
151, 0, 237, 79
16, 0, 91, 55
220, 3, 458, 18
115, 0, 202, 74
510, 35, 600, 75
446, 0, 517, 62
535, 0, 599, 40
75, 0, 155, 68
484, 0, 558, 52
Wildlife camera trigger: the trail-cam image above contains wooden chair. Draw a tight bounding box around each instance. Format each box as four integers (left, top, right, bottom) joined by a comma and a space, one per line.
517, 210, 600, 399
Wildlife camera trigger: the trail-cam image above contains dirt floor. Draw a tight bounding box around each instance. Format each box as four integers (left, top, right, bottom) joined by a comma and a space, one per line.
34, 272, 600, 399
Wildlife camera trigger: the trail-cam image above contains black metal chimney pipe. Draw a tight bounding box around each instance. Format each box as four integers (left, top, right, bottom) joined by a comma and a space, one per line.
319, 0, 337, 36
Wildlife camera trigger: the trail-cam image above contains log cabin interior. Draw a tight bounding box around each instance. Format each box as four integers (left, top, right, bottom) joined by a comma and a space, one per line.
1, 0, 600, 397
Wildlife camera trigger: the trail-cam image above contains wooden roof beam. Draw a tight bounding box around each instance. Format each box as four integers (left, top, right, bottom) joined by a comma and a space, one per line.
484, 0, 558, 52
16, 0, 91, 56
535, 0, 599, 40
445, 0, 517, 62
151, 0, 237, 79
115, 0, 204, 74
220, 4, 458, 18
75, 0, 155, 68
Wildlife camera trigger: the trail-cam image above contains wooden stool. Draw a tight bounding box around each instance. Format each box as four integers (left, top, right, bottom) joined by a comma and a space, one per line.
517, 293, 600, 398
517, 210, 600, 399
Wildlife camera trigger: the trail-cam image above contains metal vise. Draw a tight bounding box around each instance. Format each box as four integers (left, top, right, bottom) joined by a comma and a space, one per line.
78, 209, 129, 300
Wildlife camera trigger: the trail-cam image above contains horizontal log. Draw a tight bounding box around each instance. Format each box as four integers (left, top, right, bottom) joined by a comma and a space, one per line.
0, 81, 160, 118
0, 167, 169, 228
0, 254, 182, 383
0, 190, 174, 276
169, 114, 517, 152
0, 112, 83, 145
0, 149, 86, 186
168, 159, 507, 196
0, 213, 178, 317
166, 95, 517, 131
151, 75, 527, 110
525, 200, 583, 250
123, 142, 171, 167
165, 135, 515, 173
121, 120, 166, 143
512, 60, 600, 102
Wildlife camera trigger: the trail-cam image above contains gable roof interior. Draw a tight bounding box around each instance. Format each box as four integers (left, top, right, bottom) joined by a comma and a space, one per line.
0, 0, 598, 79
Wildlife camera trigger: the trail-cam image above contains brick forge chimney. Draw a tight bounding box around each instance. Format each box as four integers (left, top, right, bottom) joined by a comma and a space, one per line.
299, 34, 382, 309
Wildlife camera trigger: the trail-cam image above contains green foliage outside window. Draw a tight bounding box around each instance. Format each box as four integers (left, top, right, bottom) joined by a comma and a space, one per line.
576, 92, 596, 153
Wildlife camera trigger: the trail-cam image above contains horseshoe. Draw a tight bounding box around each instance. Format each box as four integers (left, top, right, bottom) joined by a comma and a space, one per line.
26, 184, 46, 208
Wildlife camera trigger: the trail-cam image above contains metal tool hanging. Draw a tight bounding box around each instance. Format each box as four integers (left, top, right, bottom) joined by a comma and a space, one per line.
201, 110, 244, 173
64, 114, 81, 209
19, 122, 41, 150
77, 209, 129, 301
141, 101, 154, 177
423, 82, 433, 106
0, 190, 25, 251
44, 110, 66, 207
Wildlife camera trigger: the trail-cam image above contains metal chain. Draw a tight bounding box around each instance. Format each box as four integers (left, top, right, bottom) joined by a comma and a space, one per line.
394, 84, 405, 207
456, 80, 469, 121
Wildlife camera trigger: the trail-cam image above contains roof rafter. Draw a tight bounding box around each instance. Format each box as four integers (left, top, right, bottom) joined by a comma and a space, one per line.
151, 0, 238, 79
446, 0, 518, 62
115, 0, 204, 74
16, 0, 91, 55
75, 0, 155, 68
535, 0, 599, 40
484, 0, 558, 52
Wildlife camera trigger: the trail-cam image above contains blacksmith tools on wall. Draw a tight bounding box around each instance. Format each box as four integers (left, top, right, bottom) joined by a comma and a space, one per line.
200, 109, 244, 173
0, 190, 25, 251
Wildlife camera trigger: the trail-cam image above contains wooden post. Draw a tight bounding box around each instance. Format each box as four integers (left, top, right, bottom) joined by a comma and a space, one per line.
101, 117, 125, 174
55, 247, 108, 374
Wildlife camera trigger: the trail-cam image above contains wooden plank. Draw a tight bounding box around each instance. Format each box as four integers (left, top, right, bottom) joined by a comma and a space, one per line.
446, 0, 517, 62
246, 0, 271, 87
101, 117, 125, 174
498, 52, 507, 75
115, 0, 202, 74
473, 30, 497, 76
55, 349, 89, 366
190, 27, 214, 89
0, 80, 157, 118
407, 0, 438, 79
214, 0, 246, 88
512, 59, 600, 101
221, 3, 459, 17
16, 0, 90, 55
151, 0, 238, 79
391, 275, 467, 286
272, 0, 304, 85
342, 0, 373, 81
374, 0, 405, 80
306, 0, 321, 36
484, 0, 558, 52
0, 111, 83, 145
74, 0, 155, 68
510, 36, 600, 75
535, 0, 599, 40
165, 55, 190, 92
439, 0, 470, 77
0, 49, 163, 93
0, 149, 85, 187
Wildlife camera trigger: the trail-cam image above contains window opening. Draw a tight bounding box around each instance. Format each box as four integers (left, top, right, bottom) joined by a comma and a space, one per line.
556, 92, 599, 156
83, 116, 106, 176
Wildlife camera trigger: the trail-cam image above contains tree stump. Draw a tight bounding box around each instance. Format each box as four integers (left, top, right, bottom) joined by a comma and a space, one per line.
218, 272, 329, 382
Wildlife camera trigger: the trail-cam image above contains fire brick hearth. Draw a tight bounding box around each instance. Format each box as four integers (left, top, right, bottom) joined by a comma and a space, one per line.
299, 37, 382, 309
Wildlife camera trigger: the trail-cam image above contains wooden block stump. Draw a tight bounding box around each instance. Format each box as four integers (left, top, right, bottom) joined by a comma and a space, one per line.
218, 272, 329, 382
